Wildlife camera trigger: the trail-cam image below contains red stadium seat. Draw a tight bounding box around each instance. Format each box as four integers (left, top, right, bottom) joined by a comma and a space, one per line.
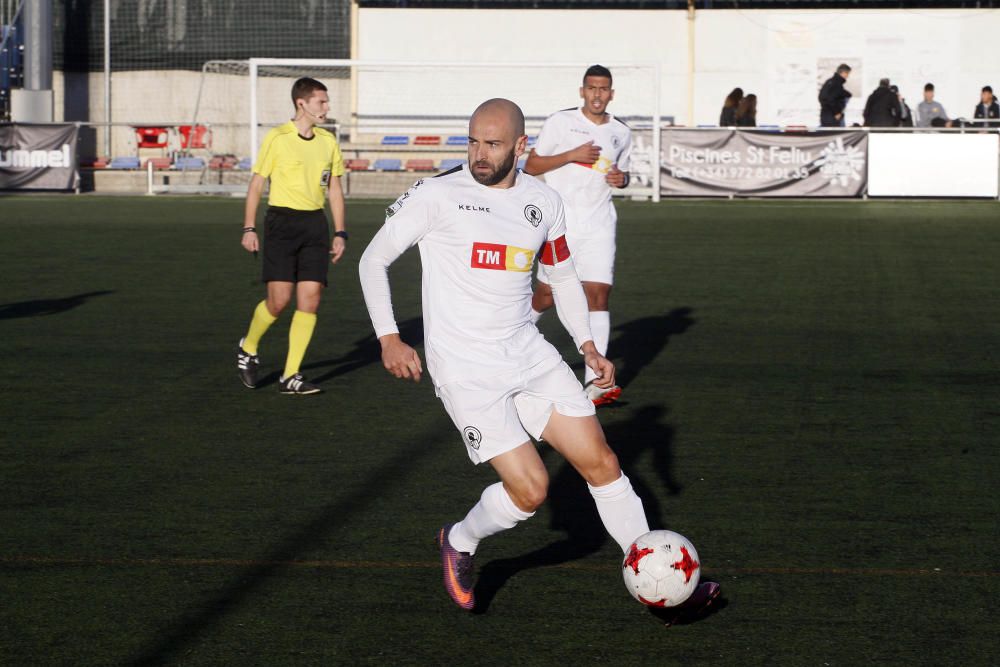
405, 159, 435, 172
178, 125, 212, 149
134, 126, 169, 149
345, 159, 371, 171
414, 135, 441, 146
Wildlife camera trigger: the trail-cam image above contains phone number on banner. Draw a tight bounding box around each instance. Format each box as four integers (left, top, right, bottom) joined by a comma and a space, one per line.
669, 166, 811, 180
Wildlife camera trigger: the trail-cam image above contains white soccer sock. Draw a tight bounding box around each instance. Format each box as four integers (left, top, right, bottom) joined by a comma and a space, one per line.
584, 310, 611, 385
448, 482, 534, 555
588, 474, 649, 553
530, 308, 545, 324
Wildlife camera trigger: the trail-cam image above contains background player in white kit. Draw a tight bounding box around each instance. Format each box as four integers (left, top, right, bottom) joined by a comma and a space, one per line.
525, 65, 631, 407
359, 99, 718, 614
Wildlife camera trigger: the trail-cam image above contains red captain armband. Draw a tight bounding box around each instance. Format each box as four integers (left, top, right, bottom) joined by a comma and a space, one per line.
539, 235, 571, 266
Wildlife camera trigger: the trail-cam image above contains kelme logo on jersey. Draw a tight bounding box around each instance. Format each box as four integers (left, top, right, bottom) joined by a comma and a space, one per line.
470, 242, 535, 272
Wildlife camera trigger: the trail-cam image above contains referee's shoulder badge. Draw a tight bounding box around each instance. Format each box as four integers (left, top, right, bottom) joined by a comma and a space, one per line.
386, 179, 425, 219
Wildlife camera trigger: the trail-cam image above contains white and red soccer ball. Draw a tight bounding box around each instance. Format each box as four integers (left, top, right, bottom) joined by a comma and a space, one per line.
622, 530, 701, 607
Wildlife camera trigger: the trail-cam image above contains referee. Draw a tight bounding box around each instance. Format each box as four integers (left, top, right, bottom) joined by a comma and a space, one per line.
236, 77, 347, 395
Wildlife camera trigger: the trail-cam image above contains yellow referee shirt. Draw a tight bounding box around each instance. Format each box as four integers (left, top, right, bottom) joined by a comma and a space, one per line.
252, 122, 345, 211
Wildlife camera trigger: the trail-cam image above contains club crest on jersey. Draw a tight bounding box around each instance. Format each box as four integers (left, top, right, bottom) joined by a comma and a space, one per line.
471, 242, 535, 272
612, 135, 621, 149
524, 204, 543, 227
463, 426, 482, 450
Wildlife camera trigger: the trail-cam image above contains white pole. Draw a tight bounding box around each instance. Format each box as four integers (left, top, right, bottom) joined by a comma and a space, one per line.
652, 63, 661, 203
249, 59, 258, 161
103, 0, 110, 156
146, 157, 153, 195
686, 0, 695, 128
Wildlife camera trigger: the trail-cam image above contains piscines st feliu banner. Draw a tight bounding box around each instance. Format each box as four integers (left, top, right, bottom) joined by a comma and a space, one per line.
660, 129, 868, 197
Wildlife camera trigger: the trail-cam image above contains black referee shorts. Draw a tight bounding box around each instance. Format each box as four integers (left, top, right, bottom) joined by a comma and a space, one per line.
262, 206, 330, 286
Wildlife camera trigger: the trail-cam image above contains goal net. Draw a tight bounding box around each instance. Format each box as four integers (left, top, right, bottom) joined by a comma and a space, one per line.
182, 58, 661, 200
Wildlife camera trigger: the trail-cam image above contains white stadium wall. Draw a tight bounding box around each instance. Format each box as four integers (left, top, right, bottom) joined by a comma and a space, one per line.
358, 7, 1000, 129
50, 6, 1000, 158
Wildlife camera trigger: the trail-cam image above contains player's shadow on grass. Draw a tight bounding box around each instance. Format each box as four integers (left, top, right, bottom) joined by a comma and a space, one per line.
0, 290, 114, 320
473, 403, 683, 614
610, 306, 695, 390
255, 316, 424, 388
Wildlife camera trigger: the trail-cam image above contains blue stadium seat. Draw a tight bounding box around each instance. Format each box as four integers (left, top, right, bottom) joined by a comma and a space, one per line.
174, 156, 205, 170
697, 124, 719, 128
446, 135, 468, 146
237, 157, 253, 170
381, 136, 409, 146
526, 136, 537, 147
108, 156, 140, 170
438, 158, 465, 171
517, 157, 526, 171
373, 158, 403, 171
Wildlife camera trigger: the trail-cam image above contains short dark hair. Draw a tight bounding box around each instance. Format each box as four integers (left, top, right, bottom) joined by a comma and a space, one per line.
924, 83, 934, 92
879, 78, 890, 87
983, 85, 994, 94
291, 77, 327, 107
583, 64, 612, 86
836, 63, 852, 74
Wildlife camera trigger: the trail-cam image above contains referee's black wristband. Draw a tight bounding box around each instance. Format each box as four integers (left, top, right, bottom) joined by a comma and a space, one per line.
242, 227, 257, 234
334, 230, 349, 240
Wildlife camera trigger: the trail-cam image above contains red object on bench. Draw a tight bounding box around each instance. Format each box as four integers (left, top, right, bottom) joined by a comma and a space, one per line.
345, 159, 371, 171
406, 159, 436, 172
143, 157, 172, 170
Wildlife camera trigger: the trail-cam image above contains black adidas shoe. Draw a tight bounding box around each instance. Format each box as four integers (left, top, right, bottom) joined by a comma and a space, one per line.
237, 338, 260, 389
278, 373, 321, 395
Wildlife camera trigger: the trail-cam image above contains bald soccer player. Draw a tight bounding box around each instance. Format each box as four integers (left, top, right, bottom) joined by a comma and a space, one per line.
359, 98, 719, 613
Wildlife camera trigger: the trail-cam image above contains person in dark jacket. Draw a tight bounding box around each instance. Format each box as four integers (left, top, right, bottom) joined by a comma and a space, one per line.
974, 86, 1000, 127
890, 85, 913, 128
719, 88, 743, 126
863, 78, 900, 127
819, 64, 852, 126
735, 94, 757, 127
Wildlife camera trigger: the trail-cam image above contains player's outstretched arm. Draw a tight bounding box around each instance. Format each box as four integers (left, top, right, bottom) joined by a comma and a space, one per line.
241, 174, 267, 253
524, 141, 602, 176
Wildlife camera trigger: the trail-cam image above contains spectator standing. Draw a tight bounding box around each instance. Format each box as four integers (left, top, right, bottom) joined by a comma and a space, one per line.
819, 64, 852, 127
719, 88, 743, 126
735, 94, 757, 127
863, 78, 900, 127
974, 86, 1000, 127
891, 85, 913, 128
916, 83, 950, 128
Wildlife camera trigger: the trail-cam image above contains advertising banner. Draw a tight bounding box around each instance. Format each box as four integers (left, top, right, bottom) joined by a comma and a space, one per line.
0, 124, 79, 191
661, 129, 868, 197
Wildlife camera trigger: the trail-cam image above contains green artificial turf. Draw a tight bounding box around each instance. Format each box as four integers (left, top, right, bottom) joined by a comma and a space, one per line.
0, 196, 997, 665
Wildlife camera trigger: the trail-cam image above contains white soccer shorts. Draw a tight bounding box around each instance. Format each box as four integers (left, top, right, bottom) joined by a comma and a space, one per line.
436, 356, 596, 464
536, 232, 616, 286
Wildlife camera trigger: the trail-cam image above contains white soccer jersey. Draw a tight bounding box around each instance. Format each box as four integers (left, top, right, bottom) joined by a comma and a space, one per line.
533, 107, 632, 233
360, 166, 589, 387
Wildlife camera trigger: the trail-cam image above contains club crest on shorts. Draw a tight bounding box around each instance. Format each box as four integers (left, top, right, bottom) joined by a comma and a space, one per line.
463, 426, 483, 450
524, 204, 543, 227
